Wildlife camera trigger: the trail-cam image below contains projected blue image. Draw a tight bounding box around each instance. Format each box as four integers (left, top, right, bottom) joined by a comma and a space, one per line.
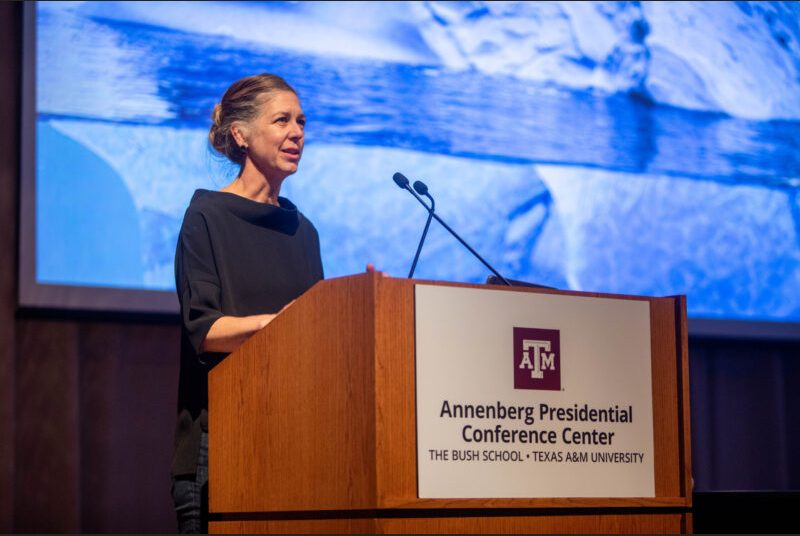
35, 1, 800, 322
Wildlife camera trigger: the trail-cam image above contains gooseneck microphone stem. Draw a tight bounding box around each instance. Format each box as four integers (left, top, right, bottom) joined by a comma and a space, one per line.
408, 196, 434, 279
426, 201, 511, 286
393, 172, 511, 286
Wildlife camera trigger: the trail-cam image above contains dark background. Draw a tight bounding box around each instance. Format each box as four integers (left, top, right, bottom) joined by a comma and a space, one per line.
1, 3, 797, 532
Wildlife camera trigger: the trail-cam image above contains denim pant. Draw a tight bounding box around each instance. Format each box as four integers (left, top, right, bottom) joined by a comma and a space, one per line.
171, 431, 208, 533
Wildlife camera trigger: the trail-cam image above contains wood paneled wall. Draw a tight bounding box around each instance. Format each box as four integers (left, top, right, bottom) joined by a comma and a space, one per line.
13, 320, 180, 532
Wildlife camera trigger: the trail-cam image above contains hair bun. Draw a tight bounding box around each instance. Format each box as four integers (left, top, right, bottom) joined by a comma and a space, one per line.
208, 103, 226, 155
211, 102, 223, 127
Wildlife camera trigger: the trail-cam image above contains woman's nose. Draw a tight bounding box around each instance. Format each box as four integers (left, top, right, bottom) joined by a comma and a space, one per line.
289, 121, 303, 139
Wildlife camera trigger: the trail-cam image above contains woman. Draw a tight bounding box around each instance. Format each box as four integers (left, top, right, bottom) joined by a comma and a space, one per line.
171, 74, 324, 533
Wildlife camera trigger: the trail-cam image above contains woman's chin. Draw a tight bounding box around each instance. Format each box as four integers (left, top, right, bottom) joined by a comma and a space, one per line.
276, 156, 300, 172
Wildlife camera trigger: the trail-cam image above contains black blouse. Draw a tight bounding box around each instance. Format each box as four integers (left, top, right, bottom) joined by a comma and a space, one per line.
172, 189, 324, 476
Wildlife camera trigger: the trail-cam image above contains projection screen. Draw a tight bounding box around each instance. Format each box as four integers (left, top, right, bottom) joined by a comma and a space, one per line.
19, 1, 800, 338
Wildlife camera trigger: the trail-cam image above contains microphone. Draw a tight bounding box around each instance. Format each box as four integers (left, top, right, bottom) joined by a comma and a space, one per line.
393, 172, 410, 189
393, 172, 511, 286
413, 180, 433, 201
392, 172, 428, 208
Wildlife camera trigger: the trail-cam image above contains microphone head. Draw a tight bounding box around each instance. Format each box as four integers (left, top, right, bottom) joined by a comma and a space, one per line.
413, 180, 429, 196
393, 172, 410, 188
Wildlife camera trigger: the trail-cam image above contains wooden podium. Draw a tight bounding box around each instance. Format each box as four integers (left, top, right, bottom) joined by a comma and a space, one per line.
208, 272, 692, 533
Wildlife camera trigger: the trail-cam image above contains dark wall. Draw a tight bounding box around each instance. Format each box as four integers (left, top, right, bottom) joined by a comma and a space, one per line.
12, 320, 180, 533
1, 3, 798, 532
0, 3, 19, 532
690, 337, 800, 491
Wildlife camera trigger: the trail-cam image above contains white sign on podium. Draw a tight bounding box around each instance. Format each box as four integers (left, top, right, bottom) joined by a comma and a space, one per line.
415, 284, 655, 498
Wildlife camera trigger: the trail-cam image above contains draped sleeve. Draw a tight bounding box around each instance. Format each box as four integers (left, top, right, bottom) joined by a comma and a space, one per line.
174, 207, 224, 356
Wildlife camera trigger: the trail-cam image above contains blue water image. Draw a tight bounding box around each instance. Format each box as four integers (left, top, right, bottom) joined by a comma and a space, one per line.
34, 2, 800, 323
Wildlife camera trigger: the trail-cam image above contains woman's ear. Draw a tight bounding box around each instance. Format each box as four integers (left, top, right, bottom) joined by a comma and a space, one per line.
230, 123, 247, 147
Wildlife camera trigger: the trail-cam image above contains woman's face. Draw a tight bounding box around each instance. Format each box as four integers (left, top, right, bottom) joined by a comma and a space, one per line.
239, 91, 305, 180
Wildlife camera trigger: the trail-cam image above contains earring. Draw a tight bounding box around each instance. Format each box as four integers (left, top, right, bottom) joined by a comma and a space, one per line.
240, 145, 248, 152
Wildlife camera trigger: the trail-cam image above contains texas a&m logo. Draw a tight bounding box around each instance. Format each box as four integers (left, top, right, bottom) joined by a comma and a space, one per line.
513, 327, 561, 390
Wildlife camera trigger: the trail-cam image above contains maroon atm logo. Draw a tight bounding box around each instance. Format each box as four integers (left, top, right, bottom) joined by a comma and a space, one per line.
513, 327, 561, 390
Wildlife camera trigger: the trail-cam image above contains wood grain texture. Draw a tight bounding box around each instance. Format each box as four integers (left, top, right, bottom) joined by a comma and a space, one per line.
0, 2, 19, 531
111, 323, 180, 532
376, 513, 686, 534
13, 319, 180, 533
211, 513, 687, 534
78, 324, 121, 531
375, 496, 689, 509
650, 299, 681, 499
209, 274, 691, 530
78, 322, 179, 532
15, 320, 81, 531
210, 518, 378, 534
209, 273, 380, 512
676, 296, 693, 500
373, 276, 416, 506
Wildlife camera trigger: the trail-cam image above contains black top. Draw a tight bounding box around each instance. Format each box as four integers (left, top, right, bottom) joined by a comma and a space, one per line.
172, 189, 324, 476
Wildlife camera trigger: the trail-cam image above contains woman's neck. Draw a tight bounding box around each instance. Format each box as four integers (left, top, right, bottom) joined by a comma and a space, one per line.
221, 164, 284, 205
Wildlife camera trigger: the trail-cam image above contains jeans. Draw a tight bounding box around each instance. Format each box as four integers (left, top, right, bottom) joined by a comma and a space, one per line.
171, 431, 208, 533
